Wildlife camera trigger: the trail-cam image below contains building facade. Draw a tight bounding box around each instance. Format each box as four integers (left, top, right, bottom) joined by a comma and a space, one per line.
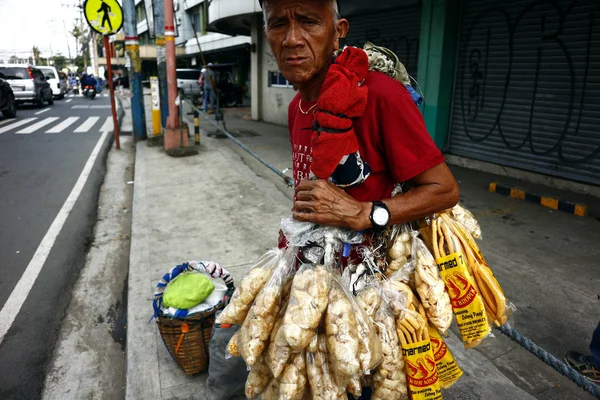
209, 0, 600, 186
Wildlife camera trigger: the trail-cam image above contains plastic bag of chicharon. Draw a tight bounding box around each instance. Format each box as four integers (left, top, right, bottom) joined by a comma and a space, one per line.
244, 354, 272, 399
430, 214, 492, 348
305, 333, 346, 400
237, 247, 295, 366
386, 223, 414, 278
371, 297, 408, 400
412, 234, 454, 335
324, 271, 361, 389
341, 268, 383, 375
266, 299, 293, 379
216, 249, 282, 325
280, 261, 332, 352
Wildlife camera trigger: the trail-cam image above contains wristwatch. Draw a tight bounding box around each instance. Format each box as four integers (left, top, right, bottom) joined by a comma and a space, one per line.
369, 201, 391, 229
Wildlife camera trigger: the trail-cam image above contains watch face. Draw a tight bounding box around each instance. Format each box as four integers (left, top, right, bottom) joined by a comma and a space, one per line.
373, 206, 390, 226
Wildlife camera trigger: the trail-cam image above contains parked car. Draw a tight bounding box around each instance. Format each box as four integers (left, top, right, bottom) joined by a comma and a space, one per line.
176, 68, 202, 100
0, 72, 17, 118
0, 64, 53, 107
39, 66, 66, 99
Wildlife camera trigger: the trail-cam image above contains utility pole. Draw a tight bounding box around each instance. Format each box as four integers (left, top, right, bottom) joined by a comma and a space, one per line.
123, 0, 147, 140
163, 0, 188, 150
152, 0, 169, 130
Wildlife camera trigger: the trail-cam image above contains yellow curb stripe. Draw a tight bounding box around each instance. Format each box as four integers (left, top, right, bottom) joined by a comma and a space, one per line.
510, 188, 526, 200
541, 197, 559, 210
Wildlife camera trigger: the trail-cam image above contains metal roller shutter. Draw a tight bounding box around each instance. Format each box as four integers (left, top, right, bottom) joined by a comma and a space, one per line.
344, 5, 422, 80
450, 0, 600, 185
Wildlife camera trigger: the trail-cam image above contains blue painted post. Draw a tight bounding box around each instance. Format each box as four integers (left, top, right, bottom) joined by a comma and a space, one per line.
122, 0, 147, 140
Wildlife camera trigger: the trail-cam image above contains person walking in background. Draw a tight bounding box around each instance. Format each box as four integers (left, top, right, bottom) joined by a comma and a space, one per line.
565, 322, 600, 383
199, 63, 216, 114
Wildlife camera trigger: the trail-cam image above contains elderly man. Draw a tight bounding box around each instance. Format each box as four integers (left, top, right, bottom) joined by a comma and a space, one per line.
261, 0, 459, 234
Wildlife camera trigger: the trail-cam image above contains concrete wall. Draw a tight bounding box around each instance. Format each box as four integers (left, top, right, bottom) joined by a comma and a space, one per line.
257, 29, 296, 126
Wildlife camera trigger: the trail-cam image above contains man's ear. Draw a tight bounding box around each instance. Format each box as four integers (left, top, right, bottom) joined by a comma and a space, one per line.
335, 18, 349, 50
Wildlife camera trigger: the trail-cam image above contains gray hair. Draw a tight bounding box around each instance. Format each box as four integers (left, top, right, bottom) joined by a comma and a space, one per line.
263, 0, 340, 28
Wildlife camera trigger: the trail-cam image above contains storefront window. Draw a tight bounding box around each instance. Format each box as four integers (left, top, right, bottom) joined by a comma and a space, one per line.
269, 71, 292, 88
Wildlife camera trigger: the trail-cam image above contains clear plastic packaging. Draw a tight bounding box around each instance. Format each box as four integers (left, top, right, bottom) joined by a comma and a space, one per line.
266, 302, 293, 379
216, 249, 282, 325
325, 273, 361, 388
386, 224, 413, 278
260, 378, 281, 400
347, 376, 363, 399
244, 354, 272, 399
352, 286, 383, 373
305, 334, 346, 400
238, 249, 295, 366
451, 203, 482, 239
226, 329, 240, 358
412, 234, 454, 334
372, 300, 408, 400
279, 351, 308, 400
281, 263, 332, 351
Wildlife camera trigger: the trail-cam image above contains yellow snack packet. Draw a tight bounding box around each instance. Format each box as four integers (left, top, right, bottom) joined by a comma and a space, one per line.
436, 251, 491, 347
401, 339, 442, 400
427, 325, 463, 388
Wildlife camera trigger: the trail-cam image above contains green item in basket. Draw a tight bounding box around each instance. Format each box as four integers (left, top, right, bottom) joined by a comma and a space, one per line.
163, 272, 215, 309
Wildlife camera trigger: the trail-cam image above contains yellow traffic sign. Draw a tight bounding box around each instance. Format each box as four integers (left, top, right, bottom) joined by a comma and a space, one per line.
84, 0, 123, 35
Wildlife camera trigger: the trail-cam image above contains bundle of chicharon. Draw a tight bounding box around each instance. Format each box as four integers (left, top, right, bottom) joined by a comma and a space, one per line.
217, 203, 513, 400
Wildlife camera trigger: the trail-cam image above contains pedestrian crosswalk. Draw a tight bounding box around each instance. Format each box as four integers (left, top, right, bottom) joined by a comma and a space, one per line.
66, 93, 110, 98
16, 117, 59, 134
0, 116, 113, 135
74, 116, 100, 133
46, 117, 79, 133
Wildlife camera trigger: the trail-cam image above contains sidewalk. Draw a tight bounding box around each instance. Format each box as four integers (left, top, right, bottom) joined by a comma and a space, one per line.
126, 97, 599, 399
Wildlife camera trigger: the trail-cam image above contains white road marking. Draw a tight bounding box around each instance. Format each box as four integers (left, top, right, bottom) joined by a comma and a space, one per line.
74, 116, 100, 133
46, 117, 80, 133
16, 117, 59, 134
99, 116, 113, 132
90, 105, 110, 109
0, 119, 14, 126
35, 108, 51, 115
71, 105, 88, 109
0, 130, 110, 345
0, 118, 37, 134
65, 99, 72, 103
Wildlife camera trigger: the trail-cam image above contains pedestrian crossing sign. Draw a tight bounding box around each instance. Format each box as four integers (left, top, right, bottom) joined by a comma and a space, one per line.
84, 0, 123, 35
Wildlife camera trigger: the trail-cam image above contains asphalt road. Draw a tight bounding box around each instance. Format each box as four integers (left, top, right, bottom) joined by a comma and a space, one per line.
0, 92, 115, 400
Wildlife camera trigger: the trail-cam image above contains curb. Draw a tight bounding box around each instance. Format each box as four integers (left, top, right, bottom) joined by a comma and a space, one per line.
489, 182, 588, 217
116, 96, 125, 131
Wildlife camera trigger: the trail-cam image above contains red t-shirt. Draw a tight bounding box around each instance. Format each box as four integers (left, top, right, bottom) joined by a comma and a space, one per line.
289, 71, 445, 202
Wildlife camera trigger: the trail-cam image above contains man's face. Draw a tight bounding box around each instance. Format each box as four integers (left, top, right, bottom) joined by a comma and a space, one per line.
264, 0, 348, 86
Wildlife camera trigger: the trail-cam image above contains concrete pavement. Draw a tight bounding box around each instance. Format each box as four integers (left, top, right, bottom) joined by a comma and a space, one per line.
126, 96, 599, 399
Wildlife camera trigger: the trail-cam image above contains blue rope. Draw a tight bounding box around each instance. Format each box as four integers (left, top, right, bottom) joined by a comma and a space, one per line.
499, 323, 600, 398
188, 101, 294, 187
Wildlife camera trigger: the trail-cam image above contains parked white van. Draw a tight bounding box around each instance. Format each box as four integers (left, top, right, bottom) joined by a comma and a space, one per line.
38, 66, 66, 99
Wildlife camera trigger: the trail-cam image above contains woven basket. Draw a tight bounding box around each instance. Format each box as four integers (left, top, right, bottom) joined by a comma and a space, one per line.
153, 261, 235, 375
157, 304, 224, 375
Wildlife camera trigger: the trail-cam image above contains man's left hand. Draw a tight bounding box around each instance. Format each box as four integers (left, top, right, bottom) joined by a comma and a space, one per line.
293, 180, 371, 231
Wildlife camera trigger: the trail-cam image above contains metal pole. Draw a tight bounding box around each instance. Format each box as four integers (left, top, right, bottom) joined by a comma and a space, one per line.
194, 109, 200, 145
163, 0, 178, 129
123, 0, 147, 140
104, 35, 121, 150
152, 0, 169, 128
